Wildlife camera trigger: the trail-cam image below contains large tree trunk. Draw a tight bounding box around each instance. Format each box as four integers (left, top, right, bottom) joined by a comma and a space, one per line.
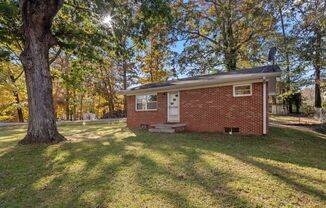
314, 30, 322, 108
315, 68, 321, 108
221, 2, 237, 71
279, 6, 291, 92
122, 61, 127, 115
101, 66, 115, 113
19, 0, 65, 144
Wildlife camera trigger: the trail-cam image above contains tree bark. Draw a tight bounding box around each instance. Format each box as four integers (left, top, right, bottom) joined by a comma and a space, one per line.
73, 90, 77, 120
122, 61, 127, 115
13, 90, 24, 122
9, 75, 24, 122
101, 66, 115, 113
108, 96, 115, 113
314, 29, 322, 108
80, 93, 84, 120
53, 78, 59, 119
65, 87, 70, 120
279, 6, 291, 91
221, 1, 237, 71
107, 78, 115, 113
289, 101, 293, 114
19, 0, 65, 144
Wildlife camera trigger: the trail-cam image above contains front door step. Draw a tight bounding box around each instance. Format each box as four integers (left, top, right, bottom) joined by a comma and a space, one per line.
149, 128, 175, 133
149, 123, 186, 133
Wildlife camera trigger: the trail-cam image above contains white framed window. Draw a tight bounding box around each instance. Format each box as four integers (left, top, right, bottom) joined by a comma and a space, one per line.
233, 84, 252, 97
136, 94, 158, 111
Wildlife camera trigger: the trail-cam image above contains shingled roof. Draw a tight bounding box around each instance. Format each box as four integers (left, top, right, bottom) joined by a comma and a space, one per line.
120, 65, 281, 95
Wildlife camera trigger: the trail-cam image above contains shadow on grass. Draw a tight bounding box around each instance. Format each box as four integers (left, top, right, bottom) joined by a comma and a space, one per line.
128, 128, 326, 204
239, 157, 326, 201
0, 124, 325, 207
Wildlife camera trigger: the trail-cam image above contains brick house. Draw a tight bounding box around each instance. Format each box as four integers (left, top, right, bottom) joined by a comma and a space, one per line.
120, 65, 281, 135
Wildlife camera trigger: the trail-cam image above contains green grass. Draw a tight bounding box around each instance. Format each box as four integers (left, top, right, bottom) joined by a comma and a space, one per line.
0, 122, 325, 208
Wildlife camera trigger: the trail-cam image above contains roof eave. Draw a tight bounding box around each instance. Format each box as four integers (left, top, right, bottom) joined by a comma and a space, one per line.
119, 71, 281, 95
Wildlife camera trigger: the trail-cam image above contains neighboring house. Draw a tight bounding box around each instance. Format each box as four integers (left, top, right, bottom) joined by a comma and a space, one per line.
270, 81, 289, 115
120, 65, 281, 135
301, 87, 315, 107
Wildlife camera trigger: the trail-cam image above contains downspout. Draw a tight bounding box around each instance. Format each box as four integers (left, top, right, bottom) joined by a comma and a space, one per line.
263, 77, 267, 135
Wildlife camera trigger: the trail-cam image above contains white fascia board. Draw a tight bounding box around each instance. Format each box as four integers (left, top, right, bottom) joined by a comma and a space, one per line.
119, 72, 281, 96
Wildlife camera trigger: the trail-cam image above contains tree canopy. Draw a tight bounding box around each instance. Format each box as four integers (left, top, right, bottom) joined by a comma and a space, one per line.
0, 0, 324, 142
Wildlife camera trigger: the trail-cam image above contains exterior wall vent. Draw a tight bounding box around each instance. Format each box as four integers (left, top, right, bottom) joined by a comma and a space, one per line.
224, 127, 240, 134
140, 124, 150, 129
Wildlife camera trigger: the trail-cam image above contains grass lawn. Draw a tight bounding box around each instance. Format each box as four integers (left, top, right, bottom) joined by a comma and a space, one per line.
0, 122, 325, 208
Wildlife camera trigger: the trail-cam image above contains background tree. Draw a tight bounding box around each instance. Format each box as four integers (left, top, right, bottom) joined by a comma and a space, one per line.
138, 23, 176, 83
0, 0, 26, 122
266, 0, 307, 113
175, 0, 275, 74
292, 0, 325, 109
0, 61, 27, 122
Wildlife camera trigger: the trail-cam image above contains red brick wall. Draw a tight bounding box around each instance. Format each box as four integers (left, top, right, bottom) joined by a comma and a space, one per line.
180, 82, 265, 135
126, 82, 268, 135
127, 93, 167, 128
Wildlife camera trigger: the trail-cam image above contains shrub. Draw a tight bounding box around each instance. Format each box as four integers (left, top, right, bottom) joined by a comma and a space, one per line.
301, 104, 315, 116
0, 115, 13, 121
322, 101, 326, 109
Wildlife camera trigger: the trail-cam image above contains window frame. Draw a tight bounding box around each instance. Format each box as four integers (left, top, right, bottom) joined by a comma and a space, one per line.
135, 94, 158, 111
233, 84, 252, 97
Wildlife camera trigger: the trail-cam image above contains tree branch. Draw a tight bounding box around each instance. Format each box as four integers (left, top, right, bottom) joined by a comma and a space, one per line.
178, 29, 218, 45
13, 70, 24, 82
236, 32, 255, 49
49, 48, 62, 65
65, 1, 91, 12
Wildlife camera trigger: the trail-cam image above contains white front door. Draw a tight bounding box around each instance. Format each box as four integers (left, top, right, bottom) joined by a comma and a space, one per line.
167, 91, 180, 123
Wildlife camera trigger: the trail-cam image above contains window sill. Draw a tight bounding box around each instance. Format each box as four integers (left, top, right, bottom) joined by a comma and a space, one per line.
233, 94, 252, 97
135, 109, 158, 112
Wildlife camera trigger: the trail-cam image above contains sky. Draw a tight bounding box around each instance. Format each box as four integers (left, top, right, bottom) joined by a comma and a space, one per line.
170, 40, 186, 54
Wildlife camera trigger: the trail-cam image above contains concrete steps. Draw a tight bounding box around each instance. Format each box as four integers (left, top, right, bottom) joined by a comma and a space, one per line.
149, 128, 175, 133
149, 123, 186, 133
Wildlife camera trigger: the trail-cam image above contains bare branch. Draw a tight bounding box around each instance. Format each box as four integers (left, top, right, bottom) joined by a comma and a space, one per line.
178, 29, 218, 45
49, 48, 62, 65
13, 70, 24, 82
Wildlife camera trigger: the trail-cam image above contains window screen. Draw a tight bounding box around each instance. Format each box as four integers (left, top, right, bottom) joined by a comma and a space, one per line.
233, 84, 252, 96
136, 94, 157, 111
